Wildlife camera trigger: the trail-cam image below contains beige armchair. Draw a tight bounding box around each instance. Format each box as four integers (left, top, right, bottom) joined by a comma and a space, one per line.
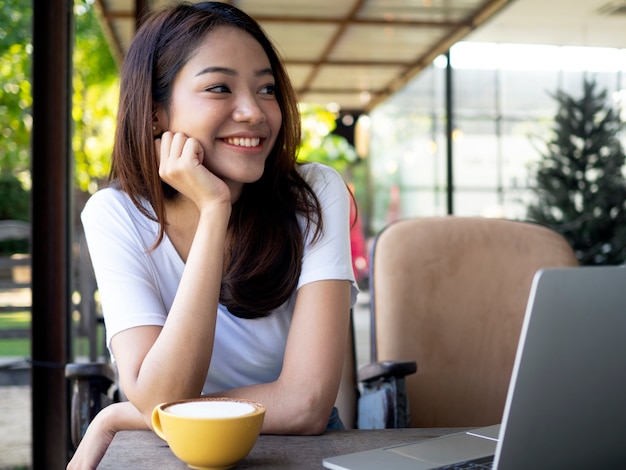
340, 216, 579, 429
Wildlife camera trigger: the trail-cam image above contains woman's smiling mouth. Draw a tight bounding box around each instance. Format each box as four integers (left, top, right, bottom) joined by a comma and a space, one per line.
224, 136, 261, 147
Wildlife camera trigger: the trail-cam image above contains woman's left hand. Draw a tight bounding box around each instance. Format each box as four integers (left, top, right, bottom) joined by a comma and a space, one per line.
66, 402, 148, 470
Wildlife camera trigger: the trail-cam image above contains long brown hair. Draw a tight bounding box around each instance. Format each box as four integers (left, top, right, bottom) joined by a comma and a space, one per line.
110, 2, 323, 318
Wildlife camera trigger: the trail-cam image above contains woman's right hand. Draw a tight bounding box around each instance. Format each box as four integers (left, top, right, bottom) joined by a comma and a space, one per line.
156, 131, 231, 209
66, 402, 148, 470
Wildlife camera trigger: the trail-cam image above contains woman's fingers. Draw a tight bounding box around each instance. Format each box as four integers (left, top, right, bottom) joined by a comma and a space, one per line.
181, 136, 204, 167
154, 131, 230, 206
154, 131, 229, 207
169, 132, 188, 161
157, 131, 202, 178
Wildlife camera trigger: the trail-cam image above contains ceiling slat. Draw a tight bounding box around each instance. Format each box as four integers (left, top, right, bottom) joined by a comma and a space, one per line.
96, 0, 516, 112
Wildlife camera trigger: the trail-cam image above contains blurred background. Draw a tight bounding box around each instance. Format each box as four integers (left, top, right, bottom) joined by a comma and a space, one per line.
1, 0, 625, 468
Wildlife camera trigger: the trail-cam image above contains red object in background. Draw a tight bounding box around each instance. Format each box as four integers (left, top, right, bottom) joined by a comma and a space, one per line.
349, 195, 369, 283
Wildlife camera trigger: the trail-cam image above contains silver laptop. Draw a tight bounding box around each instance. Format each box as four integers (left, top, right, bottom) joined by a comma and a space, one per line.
324, 265, 626, 469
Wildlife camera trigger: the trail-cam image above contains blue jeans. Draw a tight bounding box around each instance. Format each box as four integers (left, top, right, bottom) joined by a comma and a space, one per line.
326, 406, 345, 430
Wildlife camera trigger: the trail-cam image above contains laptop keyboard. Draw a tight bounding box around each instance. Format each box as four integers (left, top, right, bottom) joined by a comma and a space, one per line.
436, 455, 494, 469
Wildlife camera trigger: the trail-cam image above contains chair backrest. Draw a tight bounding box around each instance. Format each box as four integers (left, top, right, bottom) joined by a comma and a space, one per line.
369, 216, 579, 428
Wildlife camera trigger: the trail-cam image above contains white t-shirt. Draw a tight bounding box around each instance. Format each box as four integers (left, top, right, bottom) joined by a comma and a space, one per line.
81, 162, 358, 394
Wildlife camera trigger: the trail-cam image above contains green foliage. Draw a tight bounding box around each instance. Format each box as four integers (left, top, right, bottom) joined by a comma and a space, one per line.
0, 173, 28, 221
297, 104, 371, 234
0, 0, 31, 254
0, 0, 33, 177
0, 172, 29, 254
297, 103, 358, 173
527, 79, 626, 265
73, 0, 119, 193
0, 0, 118, 195
0, 0, 31, 51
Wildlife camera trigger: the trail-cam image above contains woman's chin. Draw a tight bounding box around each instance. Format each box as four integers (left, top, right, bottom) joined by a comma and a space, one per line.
219, 169, 265, 192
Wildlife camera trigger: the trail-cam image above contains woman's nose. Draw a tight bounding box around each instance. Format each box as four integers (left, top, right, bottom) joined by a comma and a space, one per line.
232, 94, 266, 124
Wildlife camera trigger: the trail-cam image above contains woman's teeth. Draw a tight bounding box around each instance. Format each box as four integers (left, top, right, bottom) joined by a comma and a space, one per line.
225, 137, 260, 147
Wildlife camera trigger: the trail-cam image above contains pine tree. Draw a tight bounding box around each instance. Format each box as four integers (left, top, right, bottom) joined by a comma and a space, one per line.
527, 79, 626, 265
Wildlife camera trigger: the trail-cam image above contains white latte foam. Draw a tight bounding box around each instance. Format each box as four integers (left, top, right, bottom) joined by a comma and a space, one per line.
167, 401, 255, 418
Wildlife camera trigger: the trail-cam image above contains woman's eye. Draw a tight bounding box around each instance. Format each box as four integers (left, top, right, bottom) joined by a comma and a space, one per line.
260, 84, 276, 95
205, 84, 230, 93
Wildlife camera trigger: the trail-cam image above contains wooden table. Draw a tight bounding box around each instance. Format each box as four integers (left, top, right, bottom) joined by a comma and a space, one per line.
98, 428, 465, 469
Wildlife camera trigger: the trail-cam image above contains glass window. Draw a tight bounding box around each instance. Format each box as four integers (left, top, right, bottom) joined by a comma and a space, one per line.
454, 69, 497, 115
500, 69, 559, 117
453, 119, 499, 189
367, 42, 626, 230
500, 118, 546, 193
453, 190, 502, 217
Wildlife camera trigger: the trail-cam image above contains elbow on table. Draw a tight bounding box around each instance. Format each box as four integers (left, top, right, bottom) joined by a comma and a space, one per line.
279, 415, 327, 436
122, 392, 171, 430
304, 415, 330, 435
282, 395, 332, 435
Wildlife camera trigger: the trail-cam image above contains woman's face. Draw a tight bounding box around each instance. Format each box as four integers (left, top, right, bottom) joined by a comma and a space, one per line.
155, 26, 282, 192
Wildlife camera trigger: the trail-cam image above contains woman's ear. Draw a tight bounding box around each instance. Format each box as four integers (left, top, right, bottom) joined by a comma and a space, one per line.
152, 105, 167, 136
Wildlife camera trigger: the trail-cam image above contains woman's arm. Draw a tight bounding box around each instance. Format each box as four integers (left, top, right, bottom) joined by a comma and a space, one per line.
213, 278, 352, 435
111, 205, 229, 409
111, 134, 233, 422
66, 279, 350, 469
66, 274, 349, 469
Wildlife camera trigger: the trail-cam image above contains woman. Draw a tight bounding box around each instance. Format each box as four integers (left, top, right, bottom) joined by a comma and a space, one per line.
67, 2, 357, 468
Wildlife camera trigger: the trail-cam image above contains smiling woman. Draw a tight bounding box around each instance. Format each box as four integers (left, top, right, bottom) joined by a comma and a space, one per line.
152, 25, 283, 200
67, 3, 358, 469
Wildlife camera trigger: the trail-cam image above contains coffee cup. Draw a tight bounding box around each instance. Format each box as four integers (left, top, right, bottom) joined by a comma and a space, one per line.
151, 397, 265, 469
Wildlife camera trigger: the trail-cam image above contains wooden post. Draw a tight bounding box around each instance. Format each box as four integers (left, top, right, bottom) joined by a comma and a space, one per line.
31, 0, 73, 467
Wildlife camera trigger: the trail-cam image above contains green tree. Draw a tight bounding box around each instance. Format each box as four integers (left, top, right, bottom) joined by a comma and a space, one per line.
0, 0, 118, 196
297, 103, 368, 211
0, 0, 33, 180
527, 79, 626, 265
297, 103, 358, 172
73, 0, 119, 193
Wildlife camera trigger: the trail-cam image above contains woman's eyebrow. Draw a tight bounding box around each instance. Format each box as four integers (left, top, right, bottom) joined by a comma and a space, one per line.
256, 67, 274, 78
195, 66, 274, 77
195, 66, 235, 77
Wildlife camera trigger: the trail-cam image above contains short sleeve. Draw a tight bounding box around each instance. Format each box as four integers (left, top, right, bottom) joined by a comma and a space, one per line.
81, 189, 180, 352
297, 163, 359, 307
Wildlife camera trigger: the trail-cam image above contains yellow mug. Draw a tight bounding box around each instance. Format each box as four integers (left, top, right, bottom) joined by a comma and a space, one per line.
151, 397, 265, 470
